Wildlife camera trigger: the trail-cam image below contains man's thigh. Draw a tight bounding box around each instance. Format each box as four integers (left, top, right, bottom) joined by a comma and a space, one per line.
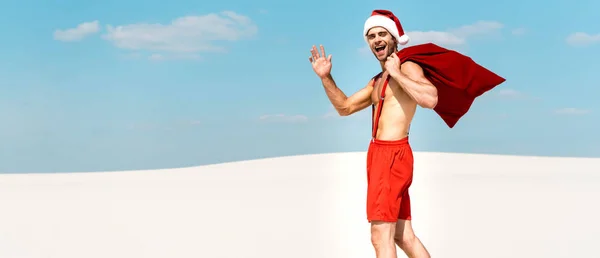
394, 219, 415, 241
371, 221, 397, 242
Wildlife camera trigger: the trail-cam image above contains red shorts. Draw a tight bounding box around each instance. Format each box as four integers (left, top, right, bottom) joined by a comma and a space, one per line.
366, 137, 414, 222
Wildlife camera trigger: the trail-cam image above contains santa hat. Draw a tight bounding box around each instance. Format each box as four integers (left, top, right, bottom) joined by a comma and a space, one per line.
363, 10, 410, 45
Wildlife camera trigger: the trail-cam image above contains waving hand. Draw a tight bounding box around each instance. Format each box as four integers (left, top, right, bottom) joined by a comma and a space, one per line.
309, 45, 332, 79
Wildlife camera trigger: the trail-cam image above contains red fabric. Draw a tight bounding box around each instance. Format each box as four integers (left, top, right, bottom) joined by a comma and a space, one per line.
395, 43, 506, 128
366, 137, 413, 222
370, 9, 406, 36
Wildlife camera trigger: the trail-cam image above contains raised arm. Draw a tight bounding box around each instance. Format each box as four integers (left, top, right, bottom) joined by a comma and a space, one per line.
309, 44, 373, 116
384, 54, 438, 109
321, 74, 374, 116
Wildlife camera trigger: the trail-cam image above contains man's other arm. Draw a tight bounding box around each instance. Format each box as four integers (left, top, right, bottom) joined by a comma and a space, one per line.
320, 74, 374, 116
389, 61, 438, 109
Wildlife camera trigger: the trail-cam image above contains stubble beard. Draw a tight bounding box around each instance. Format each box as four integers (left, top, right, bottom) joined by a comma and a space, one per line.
375, 45, 397, 62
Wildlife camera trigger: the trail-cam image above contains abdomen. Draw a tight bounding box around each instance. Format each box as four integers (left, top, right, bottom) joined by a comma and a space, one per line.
374, 100, 416, 141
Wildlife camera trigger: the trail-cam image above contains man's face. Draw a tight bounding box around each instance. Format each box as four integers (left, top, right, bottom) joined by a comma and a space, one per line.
366, 27, 397, 61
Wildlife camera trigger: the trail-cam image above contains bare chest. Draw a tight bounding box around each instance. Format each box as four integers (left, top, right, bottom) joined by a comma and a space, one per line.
371, 73, 394, 105
371, 74, 385, 105
370, 73, 412, 107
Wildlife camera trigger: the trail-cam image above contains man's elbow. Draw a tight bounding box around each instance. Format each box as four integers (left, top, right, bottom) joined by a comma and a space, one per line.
337, 107, 352, 116
335, 104, 353, 116
418, 95, 438, 109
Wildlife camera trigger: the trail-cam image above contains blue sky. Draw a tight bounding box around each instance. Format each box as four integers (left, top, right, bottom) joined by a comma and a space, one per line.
1, 0, 599, 173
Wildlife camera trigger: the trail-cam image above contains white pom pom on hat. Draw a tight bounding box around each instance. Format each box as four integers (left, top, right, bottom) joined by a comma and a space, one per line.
363, 9, 410, 45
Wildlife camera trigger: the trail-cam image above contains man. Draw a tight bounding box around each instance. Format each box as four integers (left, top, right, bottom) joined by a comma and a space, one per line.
308, 10, 435, 258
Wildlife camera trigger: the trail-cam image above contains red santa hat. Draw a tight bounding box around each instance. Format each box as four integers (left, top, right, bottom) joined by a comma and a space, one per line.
363, 10, 410, 45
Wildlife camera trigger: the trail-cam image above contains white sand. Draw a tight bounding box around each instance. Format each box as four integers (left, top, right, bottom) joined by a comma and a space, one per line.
0, 152, 598, 258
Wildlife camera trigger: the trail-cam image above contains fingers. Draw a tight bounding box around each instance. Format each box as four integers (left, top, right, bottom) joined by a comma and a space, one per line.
310, 45, 331, 63
309, 46, 317, 64
310, 45, 320, 60
310, 44, 327, 58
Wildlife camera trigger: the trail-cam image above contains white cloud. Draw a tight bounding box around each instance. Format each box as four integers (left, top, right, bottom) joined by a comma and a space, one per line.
566, 32, 600, 46
403, 31, 465, 46
148, 53, 164, 61
554, 108, 590, 115
259, 114, 308, 123
147, 53, 201, 61
495, 89, 525, 99
53, 20, 100, 42
484, 88, 543, 102
511, 28, 527, 36
359, 20, 503, 54
101, 11, 257, 59
322, 110, 338, 119
406, 20, 504, 46
126, 119, 204, 130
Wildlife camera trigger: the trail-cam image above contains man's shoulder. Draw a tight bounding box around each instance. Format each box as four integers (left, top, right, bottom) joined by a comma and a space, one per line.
400, 60, 425, 75
364, 72, 383, 87
400, 60, 422, 70
370, 71, 384, 81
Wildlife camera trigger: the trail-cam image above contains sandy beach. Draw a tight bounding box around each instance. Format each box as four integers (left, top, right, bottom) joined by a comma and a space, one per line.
0, 151, 598, 258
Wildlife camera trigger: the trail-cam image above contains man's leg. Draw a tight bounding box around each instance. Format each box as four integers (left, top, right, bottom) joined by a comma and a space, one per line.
394, 219, 430, 258
371, 221, 398, 258
367, 138, 418, 258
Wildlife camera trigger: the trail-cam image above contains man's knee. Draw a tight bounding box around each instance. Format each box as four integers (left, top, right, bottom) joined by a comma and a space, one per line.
394, 229, 416, 250
371, 231, 389, 249
371, 221, 396, 248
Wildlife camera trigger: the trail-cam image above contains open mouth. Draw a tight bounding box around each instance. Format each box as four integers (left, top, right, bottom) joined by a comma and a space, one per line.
374, 45, 386, 55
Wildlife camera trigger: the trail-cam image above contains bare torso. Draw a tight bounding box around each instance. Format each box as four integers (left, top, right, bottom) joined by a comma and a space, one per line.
370, 71, 417, 141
